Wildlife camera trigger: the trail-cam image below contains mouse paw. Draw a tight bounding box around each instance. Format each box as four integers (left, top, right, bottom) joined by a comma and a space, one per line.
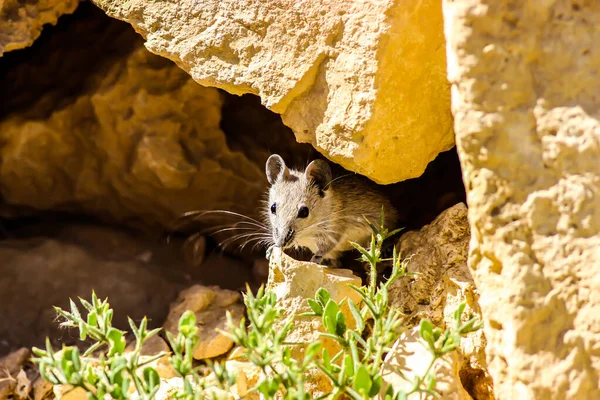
310, 255, 324, 265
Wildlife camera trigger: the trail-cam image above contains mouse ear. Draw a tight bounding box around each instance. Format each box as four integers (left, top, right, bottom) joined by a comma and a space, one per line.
305, 159, 332, 191
266, 154, 290, 184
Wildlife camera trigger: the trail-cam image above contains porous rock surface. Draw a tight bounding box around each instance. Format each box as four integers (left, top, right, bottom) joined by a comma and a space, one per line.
91, 0, 454, 184
444, 1, 600, 398
0, 0, 78, 55
387, 203, 493, 399
267, 247, 362, 361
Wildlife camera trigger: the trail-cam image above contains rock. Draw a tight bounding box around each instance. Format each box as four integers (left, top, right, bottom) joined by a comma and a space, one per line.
0, 4, 284, 230
0, 0, 78, 56
388, 203, 493, 399
267, 247, 362, 365
0, 228, 181, 355
14, 370, 32, 400
91, 0, 454, 184
149, 360, 262, 400
0, 219, 255, 355
125, 335, 176, 379
444, 1, 600, 398
32, 376, 53, 400
219, 360, 262, 399
381, 327, 472, 400
0, 348, 30, 399
0, 348, 29, 375
164, 285, 245, 360
54, 385, 87, 400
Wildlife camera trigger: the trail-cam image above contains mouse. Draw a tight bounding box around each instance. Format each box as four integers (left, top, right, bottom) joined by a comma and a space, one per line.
265, 154, 398, 267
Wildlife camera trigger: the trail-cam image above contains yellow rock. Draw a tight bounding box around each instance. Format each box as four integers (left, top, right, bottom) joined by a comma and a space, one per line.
388, 203, 493, 399
381, 327, 472, 400
444, 1, 600, 398
267, 247, 361, 370
164, 285, 245, 360
91, 0, 453, 184
0, 0, 78, 56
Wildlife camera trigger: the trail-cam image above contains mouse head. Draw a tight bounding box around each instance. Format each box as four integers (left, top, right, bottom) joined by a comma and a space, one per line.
265, 154, 333, 249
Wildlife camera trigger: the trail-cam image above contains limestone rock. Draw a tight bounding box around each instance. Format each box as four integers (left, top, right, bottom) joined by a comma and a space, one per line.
141, 359, 262, 400
91, 0, 454, 184
381, 327, 472, 400
164, 285, 245, 360
267, 247, 362, 366
388, 203, 493, 399
444, 1, 600, 398
0, 0, 78, 56
0, 5, 267, 229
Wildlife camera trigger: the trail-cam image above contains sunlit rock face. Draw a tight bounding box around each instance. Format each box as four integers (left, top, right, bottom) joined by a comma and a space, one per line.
91, 0, 454, 184
444, 1, 600, 398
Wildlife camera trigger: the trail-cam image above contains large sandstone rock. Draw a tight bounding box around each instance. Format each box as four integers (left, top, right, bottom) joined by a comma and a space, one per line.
0, 0, 78, 56
444, 1, 600, 398
91, 0, 454, 184
388, 203, 492, 399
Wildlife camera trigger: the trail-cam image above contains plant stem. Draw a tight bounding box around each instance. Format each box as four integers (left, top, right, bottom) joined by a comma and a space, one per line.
406, 353, 437, 396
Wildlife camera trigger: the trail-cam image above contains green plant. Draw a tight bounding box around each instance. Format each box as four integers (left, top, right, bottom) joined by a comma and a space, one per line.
221, 209, 482, 399
32, 209, 481, 400
32, 293, 165, 400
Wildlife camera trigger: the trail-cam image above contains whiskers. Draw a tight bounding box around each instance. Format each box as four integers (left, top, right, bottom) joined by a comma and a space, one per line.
296, 211, 360, 238
167, 210, 274, 263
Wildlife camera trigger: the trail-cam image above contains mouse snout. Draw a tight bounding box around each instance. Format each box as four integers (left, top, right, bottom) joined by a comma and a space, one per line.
274, 226, 295, 248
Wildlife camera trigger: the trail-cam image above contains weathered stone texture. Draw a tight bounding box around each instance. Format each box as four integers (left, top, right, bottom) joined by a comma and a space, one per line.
267, 247, 362, 367
0, 6, 266, 228
0, 0, 78, 56
388, 203, 493, 399
91, 0, 454, 184
444, 1, 600, 398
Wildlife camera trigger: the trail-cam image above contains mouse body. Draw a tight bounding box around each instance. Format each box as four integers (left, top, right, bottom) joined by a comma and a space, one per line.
265, 154, 398, 267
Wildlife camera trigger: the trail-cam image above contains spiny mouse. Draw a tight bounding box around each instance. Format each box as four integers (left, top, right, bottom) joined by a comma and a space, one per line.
265, 154, 398, 267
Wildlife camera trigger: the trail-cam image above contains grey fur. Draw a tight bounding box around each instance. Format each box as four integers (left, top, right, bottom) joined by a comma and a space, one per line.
264, 154, 398, 267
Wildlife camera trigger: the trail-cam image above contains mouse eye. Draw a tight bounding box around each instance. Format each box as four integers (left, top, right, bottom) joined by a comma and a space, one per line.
270, 203, 277, 214
297, 206, 309, 218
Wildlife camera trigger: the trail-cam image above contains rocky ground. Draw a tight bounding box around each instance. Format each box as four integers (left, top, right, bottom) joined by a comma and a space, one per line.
0, 217, 256, 357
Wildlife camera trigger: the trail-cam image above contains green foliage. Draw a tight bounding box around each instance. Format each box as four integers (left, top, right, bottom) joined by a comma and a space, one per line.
32, 208, 482, 400
32, 293, 165, 400
222, 285, 313, 399
223, 207, 482, 399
